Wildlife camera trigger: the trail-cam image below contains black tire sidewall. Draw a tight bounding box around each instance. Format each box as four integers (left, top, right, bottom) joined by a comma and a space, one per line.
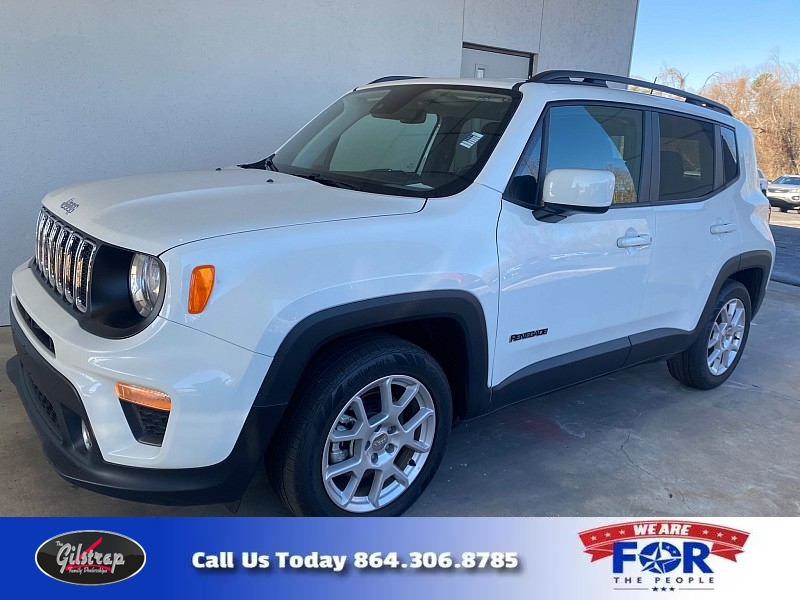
291, 339, 452, 517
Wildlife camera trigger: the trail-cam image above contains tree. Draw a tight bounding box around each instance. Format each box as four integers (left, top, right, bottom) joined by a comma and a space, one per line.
701, 55, 800, 178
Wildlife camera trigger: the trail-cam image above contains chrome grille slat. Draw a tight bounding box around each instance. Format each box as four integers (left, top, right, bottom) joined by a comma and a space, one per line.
74, 240, 97, 313
33, 208, 97, 314
35, 211, 45, 267
47, 221, 61, 286
54, 227, 70, 294
40, 217, 53, 280
63, 232, 80, 304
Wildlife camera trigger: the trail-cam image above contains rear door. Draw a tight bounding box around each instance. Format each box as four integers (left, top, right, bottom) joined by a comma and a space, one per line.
640, 112, 743, 334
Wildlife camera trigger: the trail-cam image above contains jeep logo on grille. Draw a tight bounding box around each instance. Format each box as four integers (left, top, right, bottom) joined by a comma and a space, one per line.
60, 198, 79, 213
36, 530, 146, 585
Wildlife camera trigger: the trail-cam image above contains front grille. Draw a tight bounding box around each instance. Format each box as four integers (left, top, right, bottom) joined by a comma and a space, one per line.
34, 208, 97, 313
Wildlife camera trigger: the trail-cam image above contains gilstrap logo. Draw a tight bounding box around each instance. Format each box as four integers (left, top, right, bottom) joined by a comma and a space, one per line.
36, 530, 146, 585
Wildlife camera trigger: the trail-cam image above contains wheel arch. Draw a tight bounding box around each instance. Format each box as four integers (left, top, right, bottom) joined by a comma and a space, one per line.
726, 250, 773, 318
684, 249, 772, 348
253, 291, 492, 423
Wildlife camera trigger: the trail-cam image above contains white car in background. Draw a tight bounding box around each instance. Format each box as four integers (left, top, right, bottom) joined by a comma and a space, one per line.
767, 174, 800, 212
758, 168, 769, 195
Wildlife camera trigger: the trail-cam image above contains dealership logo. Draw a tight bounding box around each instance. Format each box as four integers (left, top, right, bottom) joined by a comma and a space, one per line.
578, 521, 749, 593
36, 530, 146, 585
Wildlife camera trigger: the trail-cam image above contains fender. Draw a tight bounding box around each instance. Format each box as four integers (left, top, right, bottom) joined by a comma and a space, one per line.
252, 291, 492, 419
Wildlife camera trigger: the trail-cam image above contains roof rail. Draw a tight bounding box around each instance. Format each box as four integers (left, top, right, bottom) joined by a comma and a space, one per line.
528, 70, 732, 116
368, 76, 424, 84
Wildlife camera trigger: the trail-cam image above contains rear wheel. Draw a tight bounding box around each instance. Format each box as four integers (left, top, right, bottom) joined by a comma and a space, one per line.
667, 280, 751, 390
267, 334, 452, 516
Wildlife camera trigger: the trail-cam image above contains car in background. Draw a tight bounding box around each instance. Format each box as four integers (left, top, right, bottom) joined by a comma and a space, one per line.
766, 174, 800, 212
758, 168, 769, 195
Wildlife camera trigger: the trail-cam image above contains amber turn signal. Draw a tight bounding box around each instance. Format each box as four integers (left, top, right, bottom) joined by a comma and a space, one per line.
188, 265, 215, 314
115, 382, 172, 412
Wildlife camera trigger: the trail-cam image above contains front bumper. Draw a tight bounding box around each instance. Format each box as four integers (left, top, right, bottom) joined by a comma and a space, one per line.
767, 191, 800, 208
8, 316, 283, 504
9, 260, 286, 504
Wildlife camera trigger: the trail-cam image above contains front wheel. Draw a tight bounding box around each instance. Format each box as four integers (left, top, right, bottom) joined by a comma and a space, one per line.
267, 334, 452, 516
667, 280, 751, 390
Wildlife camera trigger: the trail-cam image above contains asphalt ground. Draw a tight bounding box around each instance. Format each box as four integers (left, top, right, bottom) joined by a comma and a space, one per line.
769, 209, 800, 286
0, 212, 797, 516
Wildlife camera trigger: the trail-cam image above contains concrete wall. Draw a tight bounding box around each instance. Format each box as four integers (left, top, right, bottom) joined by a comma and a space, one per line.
537, 0, 640, 73
0, 0, 638, 325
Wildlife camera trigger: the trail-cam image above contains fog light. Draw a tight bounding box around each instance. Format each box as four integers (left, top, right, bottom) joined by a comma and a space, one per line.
81, 421, 93, 451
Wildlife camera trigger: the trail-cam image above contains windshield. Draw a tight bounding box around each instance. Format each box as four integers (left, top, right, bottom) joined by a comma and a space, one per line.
772, 176, 800, 185
270, 84, 520, 197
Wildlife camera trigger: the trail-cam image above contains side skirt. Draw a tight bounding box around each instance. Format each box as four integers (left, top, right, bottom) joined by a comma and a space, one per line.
489, 327, 695, 412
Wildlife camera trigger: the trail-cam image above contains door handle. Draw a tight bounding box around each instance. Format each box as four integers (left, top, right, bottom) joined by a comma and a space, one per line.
710, 223, 736, 235
616, 234, 653, 248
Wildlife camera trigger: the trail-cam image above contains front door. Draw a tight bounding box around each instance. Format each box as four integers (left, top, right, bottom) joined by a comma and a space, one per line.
493, 103, 655, 395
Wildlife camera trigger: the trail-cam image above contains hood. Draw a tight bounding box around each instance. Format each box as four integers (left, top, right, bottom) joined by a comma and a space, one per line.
42, 168, 426, 255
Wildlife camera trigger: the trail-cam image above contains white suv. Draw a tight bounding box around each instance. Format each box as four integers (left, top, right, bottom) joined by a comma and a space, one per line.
9, 71, 775, 516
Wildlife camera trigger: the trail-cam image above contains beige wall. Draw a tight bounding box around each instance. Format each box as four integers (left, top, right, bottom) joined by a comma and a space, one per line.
537, 0, 640, 74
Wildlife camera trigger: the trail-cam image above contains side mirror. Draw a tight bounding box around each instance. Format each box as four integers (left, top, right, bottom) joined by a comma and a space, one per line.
533, 168, 615, 222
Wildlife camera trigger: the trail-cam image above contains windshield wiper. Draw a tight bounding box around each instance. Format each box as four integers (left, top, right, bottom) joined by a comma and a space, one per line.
297, 172, 359, 190
238, 153, 279, 172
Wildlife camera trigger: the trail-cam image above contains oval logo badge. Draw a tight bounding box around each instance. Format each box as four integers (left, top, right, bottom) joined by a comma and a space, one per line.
35, 530, 145, 585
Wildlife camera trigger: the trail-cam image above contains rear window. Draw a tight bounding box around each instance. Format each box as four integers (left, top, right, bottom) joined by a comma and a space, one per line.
657, 113, 715, 201
720, 126, 738, 186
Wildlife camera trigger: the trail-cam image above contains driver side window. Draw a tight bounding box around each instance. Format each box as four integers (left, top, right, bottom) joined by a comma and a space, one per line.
506, 104, 644, 206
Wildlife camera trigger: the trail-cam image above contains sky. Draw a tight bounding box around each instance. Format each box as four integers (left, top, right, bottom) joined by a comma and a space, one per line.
630, 0, 800, 92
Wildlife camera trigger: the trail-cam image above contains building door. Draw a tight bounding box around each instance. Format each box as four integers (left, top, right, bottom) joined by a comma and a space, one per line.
460, 44, 534, 79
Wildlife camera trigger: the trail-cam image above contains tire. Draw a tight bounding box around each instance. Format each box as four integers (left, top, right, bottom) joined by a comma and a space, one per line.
267, 333, 452, 516
667, 280, 751, 390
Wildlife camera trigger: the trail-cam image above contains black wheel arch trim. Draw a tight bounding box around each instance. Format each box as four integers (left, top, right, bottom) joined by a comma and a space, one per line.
714, 250, 772, 318
253, 291, 492, 419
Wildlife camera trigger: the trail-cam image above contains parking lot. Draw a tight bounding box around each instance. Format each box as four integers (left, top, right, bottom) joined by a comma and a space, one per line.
1, 213, 799, 517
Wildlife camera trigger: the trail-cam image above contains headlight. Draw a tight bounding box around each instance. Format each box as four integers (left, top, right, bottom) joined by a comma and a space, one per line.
129, 253, 164, 318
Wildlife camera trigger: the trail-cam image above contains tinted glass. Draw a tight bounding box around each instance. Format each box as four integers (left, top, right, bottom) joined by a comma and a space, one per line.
273, 85, 519, 198
658, 113, 714, 201
505, 124, 542, 204
720, 126, 738, 185
773, 176, 800, 186
544, 105, 644, 204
